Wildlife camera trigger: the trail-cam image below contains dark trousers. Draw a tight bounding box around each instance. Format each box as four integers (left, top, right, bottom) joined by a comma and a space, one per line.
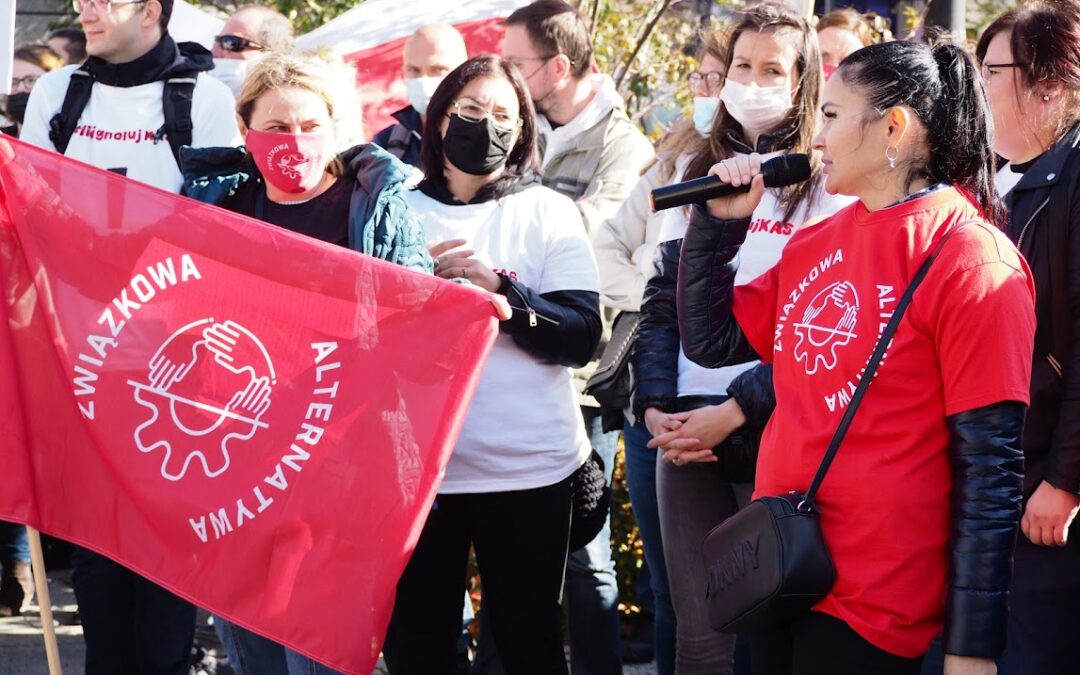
384, 476, 573, 675
71, 546, 196, 675
751, 611, 923, 675
998, 536, 1080, 675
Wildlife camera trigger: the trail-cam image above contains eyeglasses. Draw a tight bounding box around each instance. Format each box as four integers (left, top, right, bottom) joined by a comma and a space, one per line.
451, 100, 521, 132
72, 0, 148, 13
687, 70, 725, 93
214, 35, 265, 53
10, 75, 40, 93
980, 62, 1022, 80
507, 55, 559, 80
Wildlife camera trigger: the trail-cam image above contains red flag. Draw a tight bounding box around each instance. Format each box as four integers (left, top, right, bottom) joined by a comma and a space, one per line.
0, 137, 498, 674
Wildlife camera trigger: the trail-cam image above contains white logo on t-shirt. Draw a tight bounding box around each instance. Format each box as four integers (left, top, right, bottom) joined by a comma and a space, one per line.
792, 281, 860, 375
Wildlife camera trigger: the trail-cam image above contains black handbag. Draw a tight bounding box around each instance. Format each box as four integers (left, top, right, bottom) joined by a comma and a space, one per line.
569, 450, 611, 551
583, 310, 641, 412
702, 228, 959, 634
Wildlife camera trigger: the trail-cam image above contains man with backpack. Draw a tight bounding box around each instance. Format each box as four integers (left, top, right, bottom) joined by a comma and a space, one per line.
22, 0, 239, 194
20, 1, 239, 673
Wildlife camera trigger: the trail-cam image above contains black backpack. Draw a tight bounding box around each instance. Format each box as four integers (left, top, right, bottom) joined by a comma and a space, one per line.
47, 65, 195, 167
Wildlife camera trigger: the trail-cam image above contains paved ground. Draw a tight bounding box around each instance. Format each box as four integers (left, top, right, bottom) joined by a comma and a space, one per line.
0, 570, 659, 675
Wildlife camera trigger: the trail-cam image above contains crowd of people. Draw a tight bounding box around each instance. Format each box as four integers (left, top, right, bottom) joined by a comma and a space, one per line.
1, 0, 1078, 674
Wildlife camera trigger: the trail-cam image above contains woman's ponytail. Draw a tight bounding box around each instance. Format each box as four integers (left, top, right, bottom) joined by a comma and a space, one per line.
929, 41, 1003, 227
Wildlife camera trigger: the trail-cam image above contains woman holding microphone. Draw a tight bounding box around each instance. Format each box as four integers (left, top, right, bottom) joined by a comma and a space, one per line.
676, 39, 1035, 675
631, 5, 849, 671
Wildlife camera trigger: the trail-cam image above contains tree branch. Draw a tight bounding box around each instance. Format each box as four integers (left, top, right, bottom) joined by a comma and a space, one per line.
614, 0, 674, 89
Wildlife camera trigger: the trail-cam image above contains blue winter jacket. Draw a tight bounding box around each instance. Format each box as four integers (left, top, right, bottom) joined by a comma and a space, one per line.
179, 143, 433, 274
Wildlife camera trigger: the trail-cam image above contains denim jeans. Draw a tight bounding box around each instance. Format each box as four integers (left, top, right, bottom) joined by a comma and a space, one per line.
473, 407, 621, 675
623, 420, 676, 675
564, 406, 623, 675
215, 617, 345, 675
0, 521, 29, 564
997, 535, 1080, 675
71, 546, 196, 675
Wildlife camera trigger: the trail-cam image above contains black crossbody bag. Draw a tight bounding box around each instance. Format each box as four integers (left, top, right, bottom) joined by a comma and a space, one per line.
702, 226, 962, 634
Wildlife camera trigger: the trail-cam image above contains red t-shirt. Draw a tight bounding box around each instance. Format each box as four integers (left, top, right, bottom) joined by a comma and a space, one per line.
734, 187, 1035, 657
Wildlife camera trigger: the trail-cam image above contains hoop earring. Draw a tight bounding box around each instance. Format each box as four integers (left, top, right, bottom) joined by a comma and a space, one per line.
885, 145, 899, 170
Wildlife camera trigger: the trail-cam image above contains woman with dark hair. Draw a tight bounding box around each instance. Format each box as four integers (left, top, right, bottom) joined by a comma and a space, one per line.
382, 55, 601, 675
676, 38, 1035, 675
631, 4, 850, 672
2, 44, 64, 136
976, 2, 1080, 672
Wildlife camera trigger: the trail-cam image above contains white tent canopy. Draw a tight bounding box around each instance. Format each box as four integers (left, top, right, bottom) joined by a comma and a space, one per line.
169, 1, 225, 51
297, 0, 529, 55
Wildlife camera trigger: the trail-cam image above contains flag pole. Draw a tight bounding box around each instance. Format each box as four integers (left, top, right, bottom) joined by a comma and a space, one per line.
27, 527, 63, 675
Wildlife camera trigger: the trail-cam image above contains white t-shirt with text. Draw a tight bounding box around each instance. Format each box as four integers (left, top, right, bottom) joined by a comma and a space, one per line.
21, 64, 240, 194
407, 185, 600, 494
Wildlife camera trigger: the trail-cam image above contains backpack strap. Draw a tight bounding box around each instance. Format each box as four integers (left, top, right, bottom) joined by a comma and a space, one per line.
158, 76, 196, 168
48, 65, 94, 155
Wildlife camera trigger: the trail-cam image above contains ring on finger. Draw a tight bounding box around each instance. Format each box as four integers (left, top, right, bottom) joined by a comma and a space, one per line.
461, 267, 468, 278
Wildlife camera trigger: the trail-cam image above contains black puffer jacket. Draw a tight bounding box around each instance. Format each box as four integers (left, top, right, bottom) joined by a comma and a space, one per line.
1004, 123, 1080, 497
676, 203, 1026, 658
631, 236, 775, 473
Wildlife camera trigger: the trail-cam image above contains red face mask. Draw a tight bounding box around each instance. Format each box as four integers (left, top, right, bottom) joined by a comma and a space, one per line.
823, 62, 839, 82
245, 129, 332, 194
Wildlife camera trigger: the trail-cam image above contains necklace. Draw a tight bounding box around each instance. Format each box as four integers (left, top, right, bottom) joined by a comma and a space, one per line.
274, 193, 319, 206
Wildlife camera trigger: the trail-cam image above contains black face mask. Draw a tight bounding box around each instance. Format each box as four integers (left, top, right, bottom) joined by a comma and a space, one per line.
443, 113, 514, 176
5, 93, 30, 125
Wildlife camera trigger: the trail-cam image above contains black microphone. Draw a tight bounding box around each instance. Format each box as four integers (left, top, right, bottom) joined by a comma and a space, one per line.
649, 153, 812, 212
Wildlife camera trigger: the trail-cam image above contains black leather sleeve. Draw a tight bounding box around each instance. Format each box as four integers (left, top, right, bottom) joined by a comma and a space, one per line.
498, 275, 601, 368
726, 363, 775, 431
677, 204, 760, 368
943, 400, 1026, 658
631, 239, 682, 419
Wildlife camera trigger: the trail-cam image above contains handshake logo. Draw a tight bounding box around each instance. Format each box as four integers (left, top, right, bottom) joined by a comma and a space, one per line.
128, 319, 276, 481
792, 281, 860, 376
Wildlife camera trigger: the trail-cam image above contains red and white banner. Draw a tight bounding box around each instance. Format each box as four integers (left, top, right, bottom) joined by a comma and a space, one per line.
297, 0, 530, 139
0, 138, 498, 674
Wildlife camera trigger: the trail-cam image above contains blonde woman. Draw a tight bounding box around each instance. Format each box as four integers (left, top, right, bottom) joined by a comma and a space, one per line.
180, 50, 430, 675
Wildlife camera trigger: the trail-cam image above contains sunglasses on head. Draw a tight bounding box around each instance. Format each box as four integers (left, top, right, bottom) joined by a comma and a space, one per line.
214, 35, 264, 53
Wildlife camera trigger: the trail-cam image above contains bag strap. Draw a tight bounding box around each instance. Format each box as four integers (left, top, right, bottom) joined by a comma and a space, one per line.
158, 77, 196, 168
48, 65, 94, 154
799, 221, 973, 513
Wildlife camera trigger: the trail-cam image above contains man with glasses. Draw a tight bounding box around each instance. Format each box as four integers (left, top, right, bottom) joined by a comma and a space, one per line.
19, 2, 239, 674
373, 23, 467, 169
497, 2, 653, 675
21, 0, 239, 193
210, 4, 294, 97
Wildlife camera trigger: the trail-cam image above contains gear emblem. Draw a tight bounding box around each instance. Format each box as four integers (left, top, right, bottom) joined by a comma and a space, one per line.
127, 318, 276, 481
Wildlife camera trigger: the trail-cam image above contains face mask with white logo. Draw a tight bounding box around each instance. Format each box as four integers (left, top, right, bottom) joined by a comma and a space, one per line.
212, 58, 249, 98
404, 76, 443, 116
720, 79, 793, 133
692, 96, 720, 136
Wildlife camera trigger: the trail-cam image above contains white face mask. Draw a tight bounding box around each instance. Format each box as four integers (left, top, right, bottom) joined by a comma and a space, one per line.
692, 96, 720, 136
404, 76, 443, 116
212, 58, 249, 98
720, 79, 793, 134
